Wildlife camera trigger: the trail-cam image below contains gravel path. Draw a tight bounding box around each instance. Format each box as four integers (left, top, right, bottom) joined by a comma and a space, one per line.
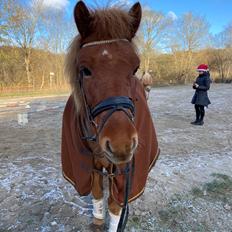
0, 84, 231, 231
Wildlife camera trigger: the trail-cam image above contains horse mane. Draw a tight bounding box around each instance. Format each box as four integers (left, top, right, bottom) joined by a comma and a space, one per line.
65, 36, 82, 112
65, 6, 138, 112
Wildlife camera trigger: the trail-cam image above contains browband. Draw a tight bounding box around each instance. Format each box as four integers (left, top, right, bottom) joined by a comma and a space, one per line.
82, 39, 129, 48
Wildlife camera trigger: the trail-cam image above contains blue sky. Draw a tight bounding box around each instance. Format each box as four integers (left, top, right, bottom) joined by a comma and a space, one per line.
51, 0, 232, 34
142, 0, 232, 34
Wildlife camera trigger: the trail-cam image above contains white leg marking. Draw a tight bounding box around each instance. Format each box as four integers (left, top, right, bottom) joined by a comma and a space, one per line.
92, 198, 105, 220
108, 210, 122, 232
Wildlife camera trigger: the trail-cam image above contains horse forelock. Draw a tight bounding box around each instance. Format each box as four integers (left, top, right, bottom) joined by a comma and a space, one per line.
87, 8, 135, 42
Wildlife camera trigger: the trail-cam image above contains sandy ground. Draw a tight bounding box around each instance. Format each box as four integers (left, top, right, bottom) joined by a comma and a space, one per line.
0, 84, 231, 232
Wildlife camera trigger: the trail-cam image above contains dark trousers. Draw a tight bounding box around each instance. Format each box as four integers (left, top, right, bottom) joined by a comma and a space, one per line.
195, 104, 205, 121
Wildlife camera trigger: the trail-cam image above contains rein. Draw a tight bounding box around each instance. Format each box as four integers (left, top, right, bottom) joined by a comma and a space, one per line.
78, 39, 135, 231
117, 162, 131, 232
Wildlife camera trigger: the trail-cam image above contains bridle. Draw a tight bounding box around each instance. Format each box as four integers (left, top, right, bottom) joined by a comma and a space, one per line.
78, 39, 136, 232
79, 39, 136, 145
79, 77, 135, 144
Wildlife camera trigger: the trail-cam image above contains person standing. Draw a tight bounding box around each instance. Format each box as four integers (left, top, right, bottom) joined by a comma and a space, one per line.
191, 64, 211, 125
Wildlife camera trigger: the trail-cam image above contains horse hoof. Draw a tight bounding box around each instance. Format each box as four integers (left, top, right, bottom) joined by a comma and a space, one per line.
90, 221, 105, 232
93, 217, 104, 226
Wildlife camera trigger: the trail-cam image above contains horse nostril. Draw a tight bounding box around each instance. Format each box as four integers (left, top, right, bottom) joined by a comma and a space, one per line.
105, 140, 113, 154
131, 137, 138, 151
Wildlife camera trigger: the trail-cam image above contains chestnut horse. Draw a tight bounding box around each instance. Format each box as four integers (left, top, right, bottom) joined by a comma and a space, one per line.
62, 1, 159, 231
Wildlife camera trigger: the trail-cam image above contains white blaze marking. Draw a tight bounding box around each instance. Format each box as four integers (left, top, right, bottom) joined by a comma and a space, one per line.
102, 49, 109, 56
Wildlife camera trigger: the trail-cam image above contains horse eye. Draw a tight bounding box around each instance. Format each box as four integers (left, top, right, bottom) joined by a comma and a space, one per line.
81, 67, 92, 77
133, 66, 139, 75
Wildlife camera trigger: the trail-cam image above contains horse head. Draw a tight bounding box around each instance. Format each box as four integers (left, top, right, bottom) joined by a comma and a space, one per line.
66, 1, 142, 165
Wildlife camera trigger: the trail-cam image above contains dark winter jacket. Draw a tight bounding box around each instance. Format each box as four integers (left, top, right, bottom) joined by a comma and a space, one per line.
191, 72, 211, 106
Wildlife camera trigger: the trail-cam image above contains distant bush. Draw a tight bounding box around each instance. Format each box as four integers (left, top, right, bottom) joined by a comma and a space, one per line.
214, 78, 232, 83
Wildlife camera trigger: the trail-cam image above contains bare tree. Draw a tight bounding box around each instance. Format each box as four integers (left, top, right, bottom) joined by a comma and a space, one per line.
0, 0, 10, 44
224, 22, 232, 48
6, 0, 44, 87
171, 12, 210, 51
138, 9, 172, 73
168, 12, 210, 83
41, 9, 75, 87
209, 22, 232, 81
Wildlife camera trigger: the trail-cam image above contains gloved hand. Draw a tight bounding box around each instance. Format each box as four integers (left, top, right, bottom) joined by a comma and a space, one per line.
193, 83, 199, 89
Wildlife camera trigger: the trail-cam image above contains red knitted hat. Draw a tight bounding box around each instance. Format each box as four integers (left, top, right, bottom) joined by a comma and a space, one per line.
197, 64, 209, 72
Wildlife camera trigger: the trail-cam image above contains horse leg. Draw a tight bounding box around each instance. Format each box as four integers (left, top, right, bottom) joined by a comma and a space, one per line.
92, 161, 104, 226
108, 195, 122, 232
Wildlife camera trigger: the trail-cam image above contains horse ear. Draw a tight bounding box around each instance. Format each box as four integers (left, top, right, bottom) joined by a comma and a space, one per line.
74, 1, 92, 38
129, 2, 142, 38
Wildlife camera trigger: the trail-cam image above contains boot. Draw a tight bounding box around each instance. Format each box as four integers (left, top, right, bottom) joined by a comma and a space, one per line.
195, 119, 204, 126
191, 105, 200, 125
191, 119, 199, 125
197, 107, 205, 126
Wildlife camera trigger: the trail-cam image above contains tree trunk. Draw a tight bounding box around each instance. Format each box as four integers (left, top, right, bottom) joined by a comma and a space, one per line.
145, 57, 150, 73
24, 52, 31, 88
40, 70, 45, 89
